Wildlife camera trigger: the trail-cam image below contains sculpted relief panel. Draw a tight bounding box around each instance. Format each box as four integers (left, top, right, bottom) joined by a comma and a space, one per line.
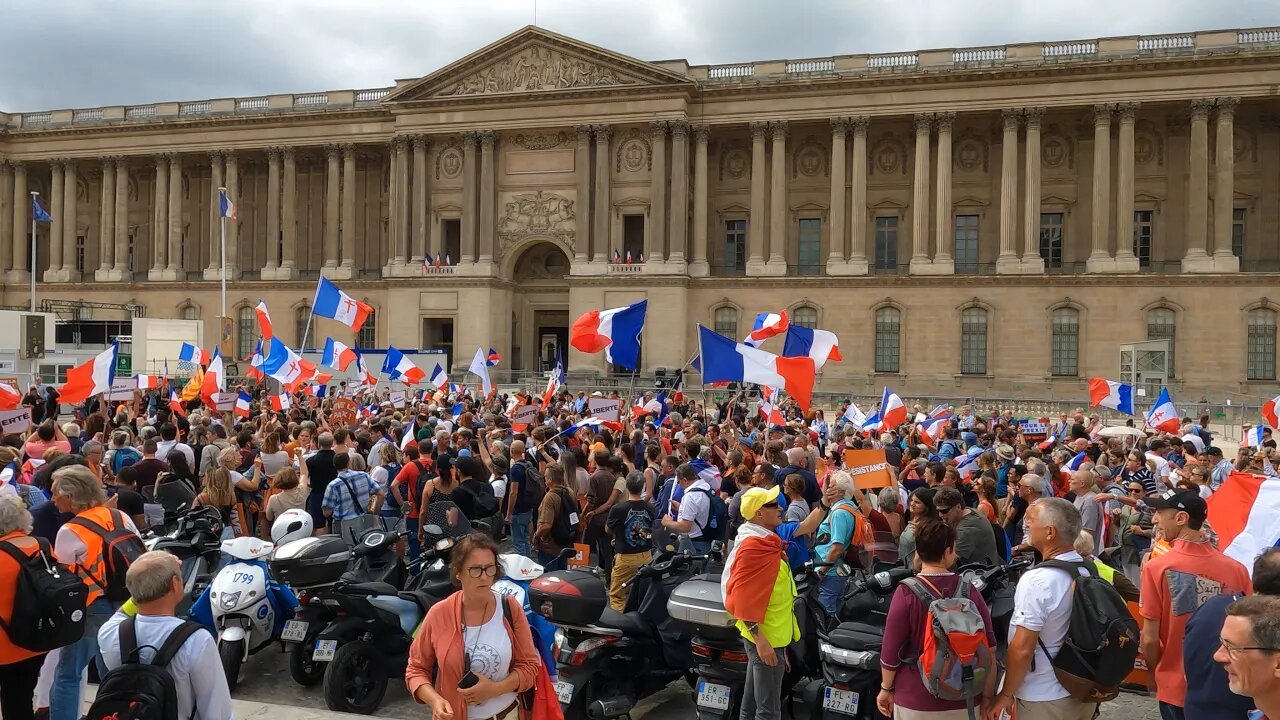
498, 190, 576, 249
439, 45, 640, 96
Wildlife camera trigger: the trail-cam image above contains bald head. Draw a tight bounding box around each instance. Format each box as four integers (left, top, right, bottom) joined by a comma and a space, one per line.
510, 439, 526, 456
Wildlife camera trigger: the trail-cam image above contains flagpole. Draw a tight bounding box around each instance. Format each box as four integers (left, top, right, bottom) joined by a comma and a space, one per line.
298, 275, 322, 356
218, 187, 227, 320
29, 191, 38, 313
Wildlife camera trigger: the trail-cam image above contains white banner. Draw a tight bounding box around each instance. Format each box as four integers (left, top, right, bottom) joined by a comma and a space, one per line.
390, 390, 406, 409
0, 407, 32, 435
213, 392, 236, 412
588, 397, 620, 422
510, 404, 538, 426
106, 379, 136, 402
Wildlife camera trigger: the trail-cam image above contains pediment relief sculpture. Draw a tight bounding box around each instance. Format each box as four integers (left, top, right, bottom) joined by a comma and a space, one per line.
439, 45, 641, 97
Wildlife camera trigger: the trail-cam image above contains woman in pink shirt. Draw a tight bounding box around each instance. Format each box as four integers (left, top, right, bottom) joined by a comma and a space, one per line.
22, 421, 72, 461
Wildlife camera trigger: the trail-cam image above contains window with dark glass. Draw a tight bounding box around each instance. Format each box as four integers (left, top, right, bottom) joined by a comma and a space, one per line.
724, 219, 746, 272
1146, 308, 1176, 378
1133, 210, 1153, 267
793, 306, 818, 330
960, 307, 988, 375
1051, 307, 1079, 376
441, 219, 461, 264
623, 215, 645, 262
237, 307, 256, 359
1248, 308, 1276, 381
1232, 208, 1246, 258
357, 309, 377, 348
954, 215, 979, 272
874, 307, 900, 373
713, 307, 738, 337
1040, 213, 1063, 269
797, 218, 821, 275
296, 304, 313, 349
75, 235, 86, 273
875, 216, 898, 269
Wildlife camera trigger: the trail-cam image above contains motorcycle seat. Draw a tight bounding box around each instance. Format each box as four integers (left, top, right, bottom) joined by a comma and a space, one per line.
596, 608, 652, 635
346, 581, 399, 596
827, 621, 884, 651
398, 590, 435, 613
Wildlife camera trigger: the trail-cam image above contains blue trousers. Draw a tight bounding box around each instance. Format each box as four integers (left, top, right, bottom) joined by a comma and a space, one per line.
818, 574, 848, 617
50, 598, 114, 720
511, 511, 533, 559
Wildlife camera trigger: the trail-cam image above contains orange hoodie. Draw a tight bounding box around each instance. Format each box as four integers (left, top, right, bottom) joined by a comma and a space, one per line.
724, 533, 786, 624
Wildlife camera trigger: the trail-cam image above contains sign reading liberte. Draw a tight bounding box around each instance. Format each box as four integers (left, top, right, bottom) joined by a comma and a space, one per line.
588, 397, 620, 422
0, 407, 32, 435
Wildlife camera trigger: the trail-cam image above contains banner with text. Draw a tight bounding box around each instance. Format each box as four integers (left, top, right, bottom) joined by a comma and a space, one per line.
0, 407, 32, 435
843, 449, 895, 490
588, 397, 621, 422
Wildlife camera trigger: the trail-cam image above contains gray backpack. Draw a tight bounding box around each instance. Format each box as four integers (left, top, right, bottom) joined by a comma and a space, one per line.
903, 576, 994, 719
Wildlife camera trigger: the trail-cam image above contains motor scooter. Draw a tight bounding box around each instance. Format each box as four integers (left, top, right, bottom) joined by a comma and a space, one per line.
145, 505, 224, 616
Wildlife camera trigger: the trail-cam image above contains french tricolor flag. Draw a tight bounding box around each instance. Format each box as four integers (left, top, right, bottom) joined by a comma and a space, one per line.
234, 391, 252, 419
271, 393, 292, 412
178, 343, 209, 366
135, 374, 162, 391
219, 187, 237, 220
1242, 426, 1267, 448
1088, 377, 1134, 415
255, 300, 273, 341
322, 337, 357, 371
562, 416, 625, 436
541, 359, 563, 409
861, 411, 883, 436
313, 277, 373, 332
745, 311, 788, 348
168, 387, 186, 417
60, 343, 120, 404
570, 300, 647, 371
956, 453, 979, 480
879, 386, 908, 429
400, 421, 416, 451
1144, 387, 1180, 433
304, 384, 328, 399
1262, 393, 1280, 429
919, 416, 948, 447
428, 363, 448, 390
1064, 450, 1089, 472
782, 326, 842, 369
1038, 434, 1058, 452
697, 325, 816, 411
382, 346, 425, 384
0, 382, 20, 410
758, 390, 786, 427
1209, 471, 1280, 573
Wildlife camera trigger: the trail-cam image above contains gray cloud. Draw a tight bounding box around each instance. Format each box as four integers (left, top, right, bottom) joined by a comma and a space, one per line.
2, 0, 1278, 112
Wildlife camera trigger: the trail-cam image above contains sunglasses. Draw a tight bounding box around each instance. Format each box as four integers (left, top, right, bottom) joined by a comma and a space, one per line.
761, 502, 780, 509
1128, 488, 1144, 494
465, 565, 499, 578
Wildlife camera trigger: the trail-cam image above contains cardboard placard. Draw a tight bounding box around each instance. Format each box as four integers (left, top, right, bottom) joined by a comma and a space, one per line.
1019, 419, 1050, 442
389, 391, 406, 409
588, 397, 620, 422
510, 404, 538, 427
107, 379, 136, 402
842, 449, 895, 490
0, 376, 20, 390
0, 407, 32, 435
329, 397, 358, 426
213, 392, 237, 412
567, 542, 591, 568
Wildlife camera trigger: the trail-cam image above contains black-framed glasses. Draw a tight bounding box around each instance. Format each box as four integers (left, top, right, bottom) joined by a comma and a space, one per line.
1128, 488, 1144, 494
936, 505, 957, 514
1220, 638, 1280, 661
761, 502, 780, 509
466, 565, 499, 578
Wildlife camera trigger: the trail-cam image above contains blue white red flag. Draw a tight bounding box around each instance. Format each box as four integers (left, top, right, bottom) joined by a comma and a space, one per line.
1064, 451, 1089, 472
321, 337, 357, 372
1088, 377, 1134, 415
879, 387, 908, 429
1145, 387, 1180, 433
219, 188, 237, 219
782, 325, 842, 369
234, 391, 252, 419
178, 343, 209, 366
570, 300, 647, 371
382, 346, 425, 385
312, 277, 373, 332
744, 311, 789, 348
696, 325, 815, 411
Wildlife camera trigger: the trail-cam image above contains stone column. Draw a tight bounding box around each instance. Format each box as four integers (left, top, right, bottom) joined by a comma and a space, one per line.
996, 109, 1021, 273
847, 117, 869, 275
10, 161, 29, 281
203, 152, 225, 278
766, 121, 788, 273
265, 148, 281, 276
62, 159, 79, 280
47, 160, 64, 281
592, 125, 612, 262
689, 124, 710, 277
386, 138, 406, 268
1021, 108, 1045, 273
460, 132, 478, 264
648, 120, 668, 263
932, 112, 955, 272
668, 120, 689, 265
96, 157, 117, 280
224, 151, 239, 280
747, 121, 769, 274
0, 161, 11, 275
338, 144, 357, 277
279, 148, 297, 278
1087, 104, 1114, 272
411, 135, 430, 265
166, 153, 184, 279
1213, 97, 1240, 272
1182, 99, 1213, 272
826, 119, 848, 272
149, 155, 168, 279
320, 145, 341, 273
112, 158, 130, 280
573, 126, 592, 265
909, 114, 932, 274
478, 130, 497, 267
1113, 102, 1140, 272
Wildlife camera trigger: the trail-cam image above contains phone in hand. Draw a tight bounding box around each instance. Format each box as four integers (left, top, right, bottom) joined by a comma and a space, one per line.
458, 669, 479, 689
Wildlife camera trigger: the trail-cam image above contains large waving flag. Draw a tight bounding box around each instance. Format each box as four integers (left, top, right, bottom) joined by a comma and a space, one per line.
541, 357, 563, 410
234, 391, 252, 419
1209, 472, 1280, 575
178, 342, 209, 366
861, 411, 883, 436
956, 452, 979, 481
696, 324, 815, 411
200, 348, 224, 408
1064, 450, 1089, 472
382, 346, 425, 384
255, 300, 273, 340
135, 374, 162, 391
0, 382, 20, 410
1144, 387, 1180, 433
570, 300, 647, 371
321, 337, 357, 372
469, 347, 494, 397
632, 391, 670, 426
1088, 377, 1134, 415
1242, 426, 1267, 448
879, 387, 908, 429
428, 363, 448, 390
313, 277, 373, 332
260, 337, 317, 390
59, 343, 120, 404
486, 348, 502, 367
919, 416, 948, 447
782, 326, 843, 368
271, 393, 292, 412
1262, 394, 1280, 429
841, 402, 867, 429
32, 195, 52, 223
745, 311, 789, 348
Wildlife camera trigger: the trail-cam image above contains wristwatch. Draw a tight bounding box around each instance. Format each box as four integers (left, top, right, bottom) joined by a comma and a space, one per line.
746, 622, 760, 638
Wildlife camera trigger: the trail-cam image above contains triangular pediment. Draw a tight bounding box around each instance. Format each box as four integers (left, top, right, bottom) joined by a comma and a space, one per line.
385, 26, 693, 103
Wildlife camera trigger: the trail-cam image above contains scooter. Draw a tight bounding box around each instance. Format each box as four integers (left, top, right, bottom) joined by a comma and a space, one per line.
145, 505, 224, 616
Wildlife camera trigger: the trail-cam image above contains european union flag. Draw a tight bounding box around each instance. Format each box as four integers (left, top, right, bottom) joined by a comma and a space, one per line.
32, 196, 52, 223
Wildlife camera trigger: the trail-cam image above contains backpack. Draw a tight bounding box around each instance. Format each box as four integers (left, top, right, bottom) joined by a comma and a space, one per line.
405, 460, 434, 513
1034, 558, 1140, 703
549, 488, 578, 546
688, 487, 729, 543
0, 537, 87, 652
111, 447, 143, 475
86, 617, 205, 720
67, 509, 147, 602
514, 460, 546, 512
902, 575, 994, 718
832, 504, 873, 567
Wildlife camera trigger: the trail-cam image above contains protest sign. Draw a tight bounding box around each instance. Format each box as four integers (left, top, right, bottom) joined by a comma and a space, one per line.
510, 404, 538, 428
588, 397, 620, 422
843, 449, 895, 490
1019, 419, 1050, 442
389, 390, 406, 409
568, 542, 592, 568
107, 379, 136, 401
0, 407, 32, 435
329, 398, 358, 426
213, 392, 236, 412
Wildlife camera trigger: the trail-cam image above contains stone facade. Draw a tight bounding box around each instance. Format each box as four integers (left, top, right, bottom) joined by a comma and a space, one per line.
1, 26, 1280, 397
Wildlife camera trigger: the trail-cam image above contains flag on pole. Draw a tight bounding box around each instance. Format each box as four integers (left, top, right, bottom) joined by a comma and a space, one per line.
178, 343, 210, 366
469, 347, 493, 397
245, 341, 266, 381
919, 416, 948, 447
200, 348, 224, 408
271, 393, 292, 412
304, 384, 328, 399
486, 348, 501, 367
400, 421, 416, 451
423, 253, 434, 267
695, 324, 816, 412
570, 300, 648, 371
0, 382, 20, 410
260, 337, 316, 389
1144, 387, 1180, 433
321, 338, 357, 371
59, 343, 119, 404
134, 374, 162, 391
1262, 394, 1280, 429
782, 326, 843, 369
255, 300, 273, 340
541, 356, 563, 409
32, 196, 52, 223
313, 277, 373, 332
234, 391, 252, 419
168, 387, 187, 417
1087, 378, 1135, 415
878, 387, 908, 429
382, 346, 425, 384
744, 311, 789, 348
428, 363, 448, 390
219, 188, 238, 219
1242, 426, 1267, 448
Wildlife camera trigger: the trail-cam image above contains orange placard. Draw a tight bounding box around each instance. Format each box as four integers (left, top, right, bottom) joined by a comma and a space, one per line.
328, 397, 358, 427
843, 449, 895, 490
567, 543, 591, 568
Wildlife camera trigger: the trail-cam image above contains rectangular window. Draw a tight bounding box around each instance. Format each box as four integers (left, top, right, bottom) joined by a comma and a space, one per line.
1039, 213, 1063, 269
441, 219, 461, 264
960, 308, 988, 375
953, 215, 980, 272
422, 318, 455, 367
724, 219, 746, 273
1051, 309, 1080, 377
75, 235, 86, 274
874, 308, 901, 374
796, 218, 822, 276
356, 310, 377, 349
622, 214, 645, 262
127, 233, 136, 272
1133, 210, 1153, 267
1248, 311, 1277, 381
874, 216, 898, 270
1232, 208, 1246, 258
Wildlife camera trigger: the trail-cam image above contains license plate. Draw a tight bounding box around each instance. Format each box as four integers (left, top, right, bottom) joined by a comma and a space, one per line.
554, 680, 574, 705
281, 620, 308, 643
312, 639, 337, 662
822, 688, 859, 716
695, 679, 731, 711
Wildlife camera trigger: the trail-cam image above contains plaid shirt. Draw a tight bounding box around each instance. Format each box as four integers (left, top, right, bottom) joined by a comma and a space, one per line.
322, 470, 382, 521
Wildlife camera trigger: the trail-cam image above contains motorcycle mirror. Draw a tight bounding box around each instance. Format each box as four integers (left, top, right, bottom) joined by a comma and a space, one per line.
710, 540, 724, 554
557, 547, 576, 560
434, 537, 455, 552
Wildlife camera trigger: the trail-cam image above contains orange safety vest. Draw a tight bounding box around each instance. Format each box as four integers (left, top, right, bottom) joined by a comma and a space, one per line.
61, 506, 125, 604
0, 532, 45, 664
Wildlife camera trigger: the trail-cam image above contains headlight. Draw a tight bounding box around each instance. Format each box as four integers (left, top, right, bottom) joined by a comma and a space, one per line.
220, 591, 242, 611
819, 642, 880, 669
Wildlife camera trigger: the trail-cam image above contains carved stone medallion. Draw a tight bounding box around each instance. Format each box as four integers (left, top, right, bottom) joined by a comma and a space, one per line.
439, 45, 638, 96
615, 128, 652, 173
718, 139, 750, 181
953, 134, 987, 173
870, 132, 907, 175
1135, 135, 1155, 165
1042, 137, 1067, 169
436, 144, 462, 180
792, 136, 827, 179
498, 190, 576, 248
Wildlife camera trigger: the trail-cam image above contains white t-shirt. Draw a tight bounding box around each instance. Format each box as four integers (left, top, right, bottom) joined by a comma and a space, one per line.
462, 592, 518, 719
491, 474, 508, 500
1145, 452, 1172, 484
98, 613, 233, 720
157, 440, 196, 471
678, 480, 712, 539
1007, 550, 1092, 701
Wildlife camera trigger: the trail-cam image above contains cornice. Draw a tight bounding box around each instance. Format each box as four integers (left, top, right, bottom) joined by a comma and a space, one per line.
5, 107, 393, 141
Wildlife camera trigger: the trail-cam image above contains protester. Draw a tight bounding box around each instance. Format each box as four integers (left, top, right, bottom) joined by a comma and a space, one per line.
1211, 595, 1280, 720
934, 487, 1000, 569
813, 471, 864, 615
605, 470, 655, 611
0, 496, 44, 720
661, 462, 712, 553
532, 464, 574, 571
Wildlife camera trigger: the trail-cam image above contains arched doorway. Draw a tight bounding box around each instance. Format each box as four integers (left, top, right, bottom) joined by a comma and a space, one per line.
507, 240, 570, 373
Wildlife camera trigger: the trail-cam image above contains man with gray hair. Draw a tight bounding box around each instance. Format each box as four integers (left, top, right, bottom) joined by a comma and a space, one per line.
98, 552, 232, 720
773, 447, 820, 506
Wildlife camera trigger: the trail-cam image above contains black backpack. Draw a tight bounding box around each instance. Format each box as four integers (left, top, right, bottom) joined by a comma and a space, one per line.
0, 537, 87, 652
549, 488, 578, 546
86, 618, 206, 720
1035, 559, 1140, 702
67, 509, 147, 602
514, 460, 546, 511
688, 487, 730, 543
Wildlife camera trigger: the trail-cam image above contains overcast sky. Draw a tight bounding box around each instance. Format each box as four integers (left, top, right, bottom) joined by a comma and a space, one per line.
3, 0, 1279, 112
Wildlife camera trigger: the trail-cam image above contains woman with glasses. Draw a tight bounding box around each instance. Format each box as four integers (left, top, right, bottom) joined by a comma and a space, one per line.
1092, 482, 1155, 585
406, 533, 539, 720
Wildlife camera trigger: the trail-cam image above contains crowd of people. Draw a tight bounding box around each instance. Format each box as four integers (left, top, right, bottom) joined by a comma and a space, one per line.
0, 382, 1277, 720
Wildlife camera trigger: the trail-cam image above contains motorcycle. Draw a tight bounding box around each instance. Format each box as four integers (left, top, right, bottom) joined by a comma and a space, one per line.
144, 505, 224, 616
961, 558, 1032, 649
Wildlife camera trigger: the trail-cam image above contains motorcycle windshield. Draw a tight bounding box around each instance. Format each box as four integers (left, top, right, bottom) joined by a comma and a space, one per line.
421, 500, 473, 540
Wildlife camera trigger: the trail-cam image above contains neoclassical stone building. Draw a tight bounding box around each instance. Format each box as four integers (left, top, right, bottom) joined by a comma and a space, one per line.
1, 26, 1279, 397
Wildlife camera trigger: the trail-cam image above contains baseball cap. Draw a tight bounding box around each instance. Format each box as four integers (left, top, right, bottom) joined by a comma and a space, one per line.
1146, 488, 1207, 522
740, 485, 782, 522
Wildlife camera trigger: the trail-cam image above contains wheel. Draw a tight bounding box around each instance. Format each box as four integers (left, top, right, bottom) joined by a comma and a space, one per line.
289, 641, 326, 686
322, 639, 388, 714
219, 638, 245, 692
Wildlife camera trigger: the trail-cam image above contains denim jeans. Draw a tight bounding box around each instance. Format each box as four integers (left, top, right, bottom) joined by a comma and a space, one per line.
510, 511, 533, 559
406, 516, 421, 571
1158, 702, 1185, 720
818, 573, 848, 616
50, 598, 114, 720
741, 638, 786, 720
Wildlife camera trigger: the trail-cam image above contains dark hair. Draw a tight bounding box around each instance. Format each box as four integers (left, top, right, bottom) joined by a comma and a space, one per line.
333, 452, 350, 471
909, 487, 938, 518
115, 465, 139, 487
544, 463, 564, 486
1225, 595, 1280, 653
933, 487, 963, 511
1252, 547, 1280, 595
925, 461, 946, 483
449, 533, 503, 588
625, 470, 645, 496
166, 450, 194, 479
913, 520, 957, 563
